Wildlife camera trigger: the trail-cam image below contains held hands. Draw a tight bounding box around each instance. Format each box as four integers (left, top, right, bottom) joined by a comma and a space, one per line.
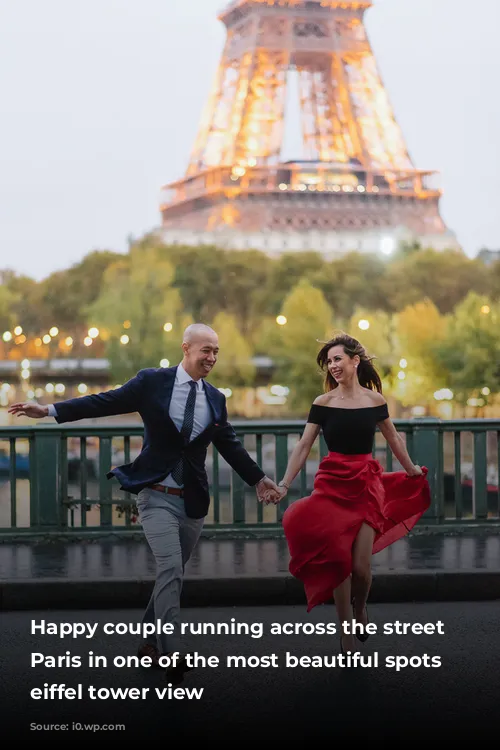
406, 464, 423, 477
255, 476, 286, 505
7, 402, 49, 419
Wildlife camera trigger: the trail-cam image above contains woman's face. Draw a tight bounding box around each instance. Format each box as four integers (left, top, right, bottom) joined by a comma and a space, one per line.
327, 345, 359, 384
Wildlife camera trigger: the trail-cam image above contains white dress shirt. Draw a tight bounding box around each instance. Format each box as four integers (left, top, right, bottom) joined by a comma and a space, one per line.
47, 362, 212, 489
160, 362, 211, 488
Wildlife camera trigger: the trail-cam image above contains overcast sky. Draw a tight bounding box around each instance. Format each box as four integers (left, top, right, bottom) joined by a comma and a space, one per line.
1, 0, 498, 281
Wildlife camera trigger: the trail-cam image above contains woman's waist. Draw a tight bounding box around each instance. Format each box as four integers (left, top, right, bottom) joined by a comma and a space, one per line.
326, 450, 374, 461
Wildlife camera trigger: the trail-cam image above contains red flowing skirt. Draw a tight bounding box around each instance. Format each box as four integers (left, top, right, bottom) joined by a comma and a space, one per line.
282, 452, 431, 612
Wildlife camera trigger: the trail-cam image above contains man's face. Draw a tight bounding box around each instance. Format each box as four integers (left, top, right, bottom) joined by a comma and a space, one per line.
182, 332, 219, 379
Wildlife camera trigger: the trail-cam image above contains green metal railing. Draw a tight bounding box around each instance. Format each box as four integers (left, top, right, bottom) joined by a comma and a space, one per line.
0, 418, 499, 537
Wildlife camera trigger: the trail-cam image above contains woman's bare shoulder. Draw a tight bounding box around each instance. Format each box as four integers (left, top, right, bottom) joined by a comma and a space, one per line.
364, 389, 387, 406
313, 393, 331, 406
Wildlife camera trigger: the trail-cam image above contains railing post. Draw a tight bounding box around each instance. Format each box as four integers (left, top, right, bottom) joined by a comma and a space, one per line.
99, 437, 113, 527
30, 429, 62, 530
275, 433, 289, 522
411, 417, 443, 523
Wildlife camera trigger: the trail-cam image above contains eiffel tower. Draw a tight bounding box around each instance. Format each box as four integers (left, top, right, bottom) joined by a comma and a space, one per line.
160, 0, 459, 256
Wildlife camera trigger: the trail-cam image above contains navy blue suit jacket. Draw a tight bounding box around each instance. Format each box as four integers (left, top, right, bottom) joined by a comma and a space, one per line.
52, 366, 265, 518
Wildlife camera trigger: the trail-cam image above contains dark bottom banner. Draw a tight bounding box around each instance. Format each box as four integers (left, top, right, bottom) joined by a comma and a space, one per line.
2, 601, 499, 738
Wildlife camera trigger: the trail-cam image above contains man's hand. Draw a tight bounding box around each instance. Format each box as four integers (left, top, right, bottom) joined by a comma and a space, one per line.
7, 402, 49, 419
255, 476, 281, 505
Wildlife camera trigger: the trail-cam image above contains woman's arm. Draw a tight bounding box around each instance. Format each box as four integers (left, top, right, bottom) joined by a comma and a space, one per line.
278, 422, 321, 491
378, 418, 422, 476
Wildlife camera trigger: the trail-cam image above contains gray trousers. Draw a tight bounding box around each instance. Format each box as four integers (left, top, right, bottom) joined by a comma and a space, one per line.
137, 488, 204, 654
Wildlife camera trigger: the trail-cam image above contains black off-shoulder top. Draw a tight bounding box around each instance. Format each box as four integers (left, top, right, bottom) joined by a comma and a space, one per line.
307, 403, 389, 455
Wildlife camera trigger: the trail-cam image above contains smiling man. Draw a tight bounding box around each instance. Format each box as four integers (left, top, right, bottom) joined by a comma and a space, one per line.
8, 323, 279, 684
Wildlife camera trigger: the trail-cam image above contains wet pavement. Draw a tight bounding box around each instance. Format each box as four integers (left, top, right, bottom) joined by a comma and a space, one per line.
1, 531, 500, 581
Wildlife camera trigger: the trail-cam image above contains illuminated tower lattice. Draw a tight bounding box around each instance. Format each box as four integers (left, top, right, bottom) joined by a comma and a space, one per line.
160, 0, 459, 256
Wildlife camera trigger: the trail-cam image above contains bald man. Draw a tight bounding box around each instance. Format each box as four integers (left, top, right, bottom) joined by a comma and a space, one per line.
9, 323, 280, 683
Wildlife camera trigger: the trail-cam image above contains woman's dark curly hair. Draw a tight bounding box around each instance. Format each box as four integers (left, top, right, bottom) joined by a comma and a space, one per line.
316, 332, 382, 394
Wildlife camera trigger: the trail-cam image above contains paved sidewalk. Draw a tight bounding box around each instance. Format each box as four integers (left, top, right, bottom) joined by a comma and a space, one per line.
1, 528, 500, 609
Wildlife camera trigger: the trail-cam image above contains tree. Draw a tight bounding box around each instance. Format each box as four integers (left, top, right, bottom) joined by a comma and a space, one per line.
255, 252, 327, 318
0, 271, 39, 334
316, 252, 389, 319
86, 246, 191, 382
37, 250, 125, 333
382, 249, 489, 314
168, 245, 231, 323
0, 282, 20, 332
208, 312, 255, 388
391, 300, 447, 406
347, 308, 395, 375
433, 292, 500, 404
485, 258, 500, 301
213, 250, 270, 334
261, 280, 334, 412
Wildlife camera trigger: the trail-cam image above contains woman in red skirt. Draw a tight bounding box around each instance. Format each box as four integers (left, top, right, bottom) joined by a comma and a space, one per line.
273, 333, 431, 655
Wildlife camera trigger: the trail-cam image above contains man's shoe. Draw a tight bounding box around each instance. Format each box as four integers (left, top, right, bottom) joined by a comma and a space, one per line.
137, 643, 163, 669
165, 653, 193, 685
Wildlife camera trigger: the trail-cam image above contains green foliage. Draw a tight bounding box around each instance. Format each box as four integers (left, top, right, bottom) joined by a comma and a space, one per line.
208, 312, 255, 387
391, 300, 447, 406
86, 246, 192, 382
382, 249, 489, 314
0, 283, 20, 331
37, 250, 124, 332
264, 280, 334, 412
432, 292, 500, 404
318, 252, 390, 319
5, 237, 500, 408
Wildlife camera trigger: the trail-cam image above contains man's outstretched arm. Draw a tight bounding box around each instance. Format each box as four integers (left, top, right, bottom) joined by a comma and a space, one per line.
8, 370, 147, 423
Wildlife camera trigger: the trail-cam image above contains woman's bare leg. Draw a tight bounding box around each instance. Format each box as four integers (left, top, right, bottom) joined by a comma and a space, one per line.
351, 522, 376, 628
333, 575, 357, 652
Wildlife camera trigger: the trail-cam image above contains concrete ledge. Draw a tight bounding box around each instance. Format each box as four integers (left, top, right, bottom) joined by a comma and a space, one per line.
2, 571, 500, 610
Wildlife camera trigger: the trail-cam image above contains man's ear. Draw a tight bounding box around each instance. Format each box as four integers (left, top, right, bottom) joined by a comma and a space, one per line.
181, 342, 189, 356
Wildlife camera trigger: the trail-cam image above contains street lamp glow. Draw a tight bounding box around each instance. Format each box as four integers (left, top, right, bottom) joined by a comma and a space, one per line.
21, 369, 30, 380
2, 331, 12, 342
399, 358, 407, 368
14, 326, 23, 336
358, 319, 370, 331
123, 320, 131, 329
42, 334, 51, 344
21, 359, 30, 369
65, 337, 73, 346
160, 359, 170, 368
49, 327, 59, 337
78, 383, 88, 394
380, 236, 395, 255
120, 335, 129, 345
397, 371, 406, 380
481, 305, 490, 314
163, 322, 173, 332
88, 327, 99, 338
276, 315, 287, 325
482, 387, 490, 395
